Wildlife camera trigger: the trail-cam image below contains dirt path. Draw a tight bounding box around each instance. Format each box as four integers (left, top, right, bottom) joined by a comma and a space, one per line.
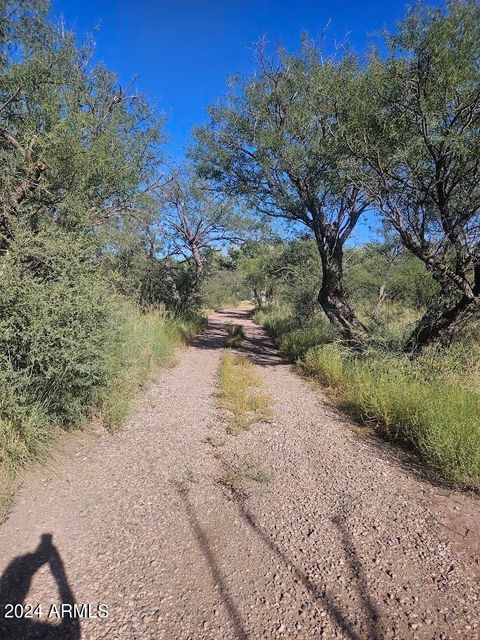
0, 307, 478, 639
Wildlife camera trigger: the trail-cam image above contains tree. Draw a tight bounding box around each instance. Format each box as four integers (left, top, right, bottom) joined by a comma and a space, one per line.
0, 0, 164, 257
159, 172, 255, 275
193, 43, 370, 345
0, 0, 167, 428
349, 0, 480, 352
344, 228, 437, 315
232, 240, 284, 308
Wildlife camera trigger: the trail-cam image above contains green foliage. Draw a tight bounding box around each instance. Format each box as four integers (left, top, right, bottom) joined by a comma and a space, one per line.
201, 269, 243, 310
254, 304, 296, 339
0, 230, 114, 427
348, 0, 480, 348
303, 345, 480, 488
345, 242, 437, 310
254, 304, 337, 360
0, 294, 204, 476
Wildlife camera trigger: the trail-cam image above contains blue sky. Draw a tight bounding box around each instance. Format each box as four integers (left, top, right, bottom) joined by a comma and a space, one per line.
52, 0, 423, 161
51, 1, 441, 244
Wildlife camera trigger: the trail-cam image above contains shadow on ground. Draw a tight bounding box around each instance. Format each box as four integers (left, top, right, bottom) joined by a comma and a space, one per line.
0, 534, 80, 640
235, 491, 384, 640
194, 308, 286, 367
174, 481, 249, 640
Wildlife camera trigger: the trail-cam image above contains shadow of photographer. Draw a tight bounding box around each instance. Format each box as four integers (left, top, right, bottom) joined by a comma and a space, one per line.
0, 533, 80, 639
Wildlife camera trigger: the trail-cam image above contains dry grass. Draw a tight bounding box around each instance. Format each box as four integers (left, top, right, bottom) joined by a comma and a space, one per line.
219, 351, 272, 434
225, 322, 246, 347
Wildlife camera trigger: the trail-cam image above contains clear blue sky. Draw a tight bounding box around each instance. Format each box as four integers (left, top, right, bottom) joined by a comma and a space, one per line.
51, 1, 441, 244
52, 0, 428, 161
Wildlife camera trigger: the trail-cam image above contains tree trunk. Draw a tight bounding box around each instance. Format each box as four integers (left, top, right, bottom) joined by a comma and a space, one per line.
317, 244, 369, 346
405, 265, 480, 354
190, 243, 204, 275
375, 283, 387, 316
253, 288, 262, 309
405, 295, 479, 354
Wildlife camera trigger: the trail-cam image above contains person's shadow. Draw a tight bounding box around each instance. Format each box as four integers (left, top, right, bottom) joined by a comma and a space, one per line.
0, 533, 80, 639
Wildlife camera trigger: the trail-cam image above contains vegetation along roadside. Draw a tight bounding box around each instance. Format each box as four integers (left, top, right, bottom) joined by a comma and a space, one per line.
255, 305, 480, 490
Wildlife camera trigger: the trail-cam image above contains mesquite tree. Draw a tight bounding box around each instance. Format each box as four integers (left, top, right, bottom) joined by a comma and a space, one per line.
193, 45, 369, 345
159, 173, 251, 275
0, 0, 164, 257
348, 0, 480, 352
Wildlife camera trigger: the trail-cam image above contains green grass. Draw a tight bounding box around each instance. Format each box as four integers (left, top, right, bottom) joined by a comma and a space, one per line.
0, 301, 204, 503
219, 351, 272, 434
254, 304, 337, 360
256, 304, 480, 489
100, 302, 203, 429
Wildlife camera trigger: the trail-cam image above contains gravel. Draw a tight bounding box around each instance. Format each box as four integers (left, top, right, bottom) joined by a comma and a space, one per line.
0, 307, 478, 639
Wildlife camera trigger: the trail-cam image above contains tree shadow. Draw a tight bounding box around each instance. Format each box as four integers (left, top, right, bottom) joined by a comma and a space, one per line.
0, 533, 80, 640
234, 495, 384, 640
193, 308, 287, 367
173, 482, 249, 640
331, 511, 383, 640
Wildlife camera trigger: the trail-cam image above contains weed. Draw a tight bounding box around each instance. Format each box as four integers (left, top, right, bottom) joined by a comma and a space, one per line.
219, 456, 270, 494
219, 352, 272, 434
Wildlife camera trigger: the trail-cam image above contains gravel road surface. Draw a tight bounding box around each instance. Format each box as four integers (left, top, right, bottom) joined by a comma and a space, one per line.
0, 307, 478, 639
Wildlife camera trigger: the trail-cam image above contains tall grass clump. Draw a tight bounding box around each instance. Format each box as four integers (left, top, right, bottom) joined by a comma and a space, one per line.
219, 352, 272, 434
255, 304, 338, 360
304, 345, 480, 488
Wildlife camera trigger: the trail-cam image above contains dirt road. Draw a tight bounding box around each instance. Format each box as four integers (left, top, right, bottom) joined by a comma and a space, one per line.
0, 308, 478, 639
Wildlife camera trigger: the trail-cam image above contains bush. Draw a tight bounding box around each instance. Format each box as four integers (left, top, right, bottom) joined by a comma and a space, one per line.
0, 231, 204, 480
278, 322, 337, 360
254, 304, 296, 339
0, 231, 114, 429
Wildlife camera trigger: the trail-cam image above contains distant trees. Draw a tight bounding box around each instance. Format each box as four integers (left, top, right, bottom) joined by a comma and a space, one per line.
159, 173, 254, 276
193, 46, 370, 345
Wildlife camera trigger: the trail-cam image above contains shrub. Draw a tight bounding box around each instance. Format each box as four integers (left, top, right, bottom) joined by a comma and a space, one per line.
254, 304, 296, 339
255, 304, 337, 359
0, 231, 204, 479
0, 230, 114, 429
